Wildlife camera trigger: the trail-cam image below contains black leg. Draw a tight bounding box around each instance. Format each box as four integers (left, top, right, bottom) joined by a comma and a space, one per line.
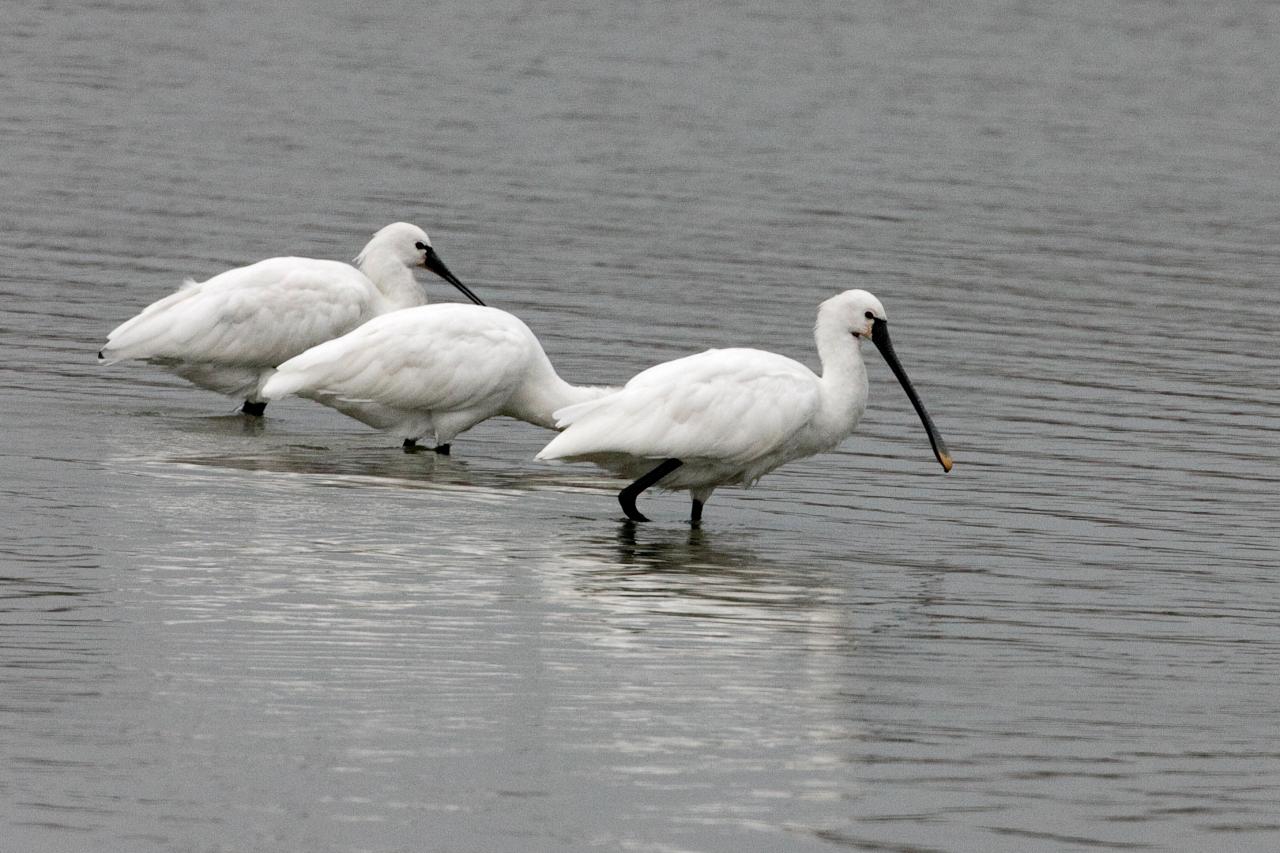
434, 443, 451, 455
691, 499, 703, 524
618, 458, 683, 522
241, 400, 267, 417
403, 438, 418, 452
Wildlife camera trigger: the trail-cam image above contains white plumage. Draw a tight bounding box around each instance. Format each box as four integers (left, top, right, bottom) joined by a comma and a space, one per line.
261, 303, 611, 451
537, 289, 952, 522
544, 348, 825, 482
98, 222, 482, 414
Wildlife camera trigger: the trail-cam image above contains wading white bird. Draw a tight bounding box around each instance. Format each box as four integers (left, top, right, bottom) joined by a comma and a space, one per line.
536, 289, 952, 522
97, 222, 484, 416
260, 303, 611, 454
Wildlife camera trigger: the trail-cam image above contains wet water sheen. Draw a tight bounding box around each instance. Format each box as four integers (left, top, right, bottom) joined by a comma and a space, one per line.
3, 1, 1279, 851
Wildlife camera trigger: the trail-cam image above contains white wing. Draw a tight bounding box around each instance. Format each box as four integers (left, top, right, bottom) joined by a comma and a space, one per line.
99, 257, 377, 367
539, 348, 821, 464
263, 304, 535, 415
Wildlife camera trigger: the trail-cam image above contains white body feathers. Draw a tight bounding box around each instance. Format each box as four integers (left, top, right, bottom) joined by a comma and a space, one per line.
537, 290, 887, 503
538, 347, 866, 493
262, 304, 610, 445
98, 223, 446, 404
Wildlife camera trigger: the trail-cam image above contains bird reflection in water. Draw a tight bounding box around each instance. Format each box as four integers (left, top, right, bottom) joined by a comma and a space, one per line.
615, 518, 710, 567
559, 521, 846, 629
163, 439, 476, 488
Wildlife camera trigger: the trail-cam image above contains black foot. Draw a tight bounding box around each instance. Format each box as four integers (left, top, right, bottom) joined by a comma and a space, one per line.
619, 491, 651, 523
241, 400, 267, 417
434, 443, 451, 456
617, 458, 683, 522
691, 499, 704, 524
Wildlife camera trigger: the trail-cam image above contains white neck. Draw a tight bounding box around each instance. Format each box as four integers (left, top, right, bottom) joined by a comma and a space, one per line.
813, 316, 870, 442
505, 354, 615, 428
357, 251, 427, 312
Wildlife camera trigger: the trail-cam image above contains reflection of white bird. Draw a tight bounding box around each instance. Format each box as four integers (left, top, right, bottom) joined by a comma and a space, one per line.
261, 304, 611, 454
98, 222, 483, 416
537, 289, 952, 522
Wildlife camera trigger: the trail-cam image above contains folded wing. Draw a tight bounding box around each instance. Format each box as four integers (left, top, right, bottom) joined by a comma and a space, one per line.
263, 305, 534, 415
539, 348, 821, 465
99, 258, 375, 368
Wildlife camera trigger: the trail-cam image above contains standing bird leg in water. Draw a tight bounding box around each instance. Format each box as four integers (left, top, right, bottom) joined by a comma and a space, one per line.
537, 289, 952, 522
618, 458, 684, 522
98, 222, 483, 415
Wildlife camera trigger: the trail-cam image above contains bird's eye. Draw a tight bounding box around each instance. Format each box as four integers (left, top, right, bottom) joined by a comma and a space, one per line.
414, 241, 428, 251
864, 311, 875, 320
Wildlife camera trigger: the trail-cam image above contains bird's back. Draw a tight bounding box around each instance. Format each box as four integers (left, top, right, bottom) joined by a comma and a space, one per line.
540, 347, 822, 466
99, 257, 377, 367
264, 304, 537, 414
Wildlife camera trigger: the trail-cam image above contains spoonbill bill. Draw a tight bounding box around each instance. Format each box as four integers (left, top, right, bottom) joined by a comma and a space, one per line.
261, 303, 611, 454
536, 289, 952, 522
98, 222, 484, 416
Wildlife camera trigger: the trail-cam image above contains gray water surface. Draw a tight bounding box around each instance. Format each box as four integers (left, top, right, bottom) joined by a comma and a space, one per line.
3, 1, 1279, 851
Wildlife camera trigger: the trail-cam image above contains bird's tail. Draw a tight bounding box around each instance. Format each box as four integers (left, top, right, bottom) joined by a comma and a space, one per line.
260, 369, 306, 400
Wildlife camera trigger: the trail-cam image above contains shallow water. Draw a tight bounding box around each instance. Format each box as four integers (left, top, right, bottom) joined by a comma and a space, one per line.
3, 1, 1279, 850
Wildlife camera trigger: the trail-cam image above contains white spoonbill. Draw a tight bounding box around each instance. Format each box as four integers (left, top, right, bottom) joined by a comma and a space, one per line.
260, 303, 611, 454
536, 289, 952, 522
98, 222, 484, 416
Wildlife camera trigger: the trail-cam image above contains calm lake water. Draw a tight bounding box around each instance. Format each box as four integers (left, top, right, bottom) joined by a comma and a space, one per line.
3, 1, 1279, 851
